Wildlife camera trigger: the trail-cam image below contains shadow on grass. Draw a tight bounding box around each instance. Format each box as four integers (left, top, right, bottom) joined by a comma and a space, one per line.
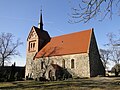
0, 81, 105, 90
0, 78, 120, 90
0, 84, 104, 90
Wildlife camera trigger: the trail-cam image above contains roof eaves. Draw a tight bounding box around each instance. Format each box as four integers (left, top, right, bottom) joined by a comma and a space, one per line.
35, 51, 88, 59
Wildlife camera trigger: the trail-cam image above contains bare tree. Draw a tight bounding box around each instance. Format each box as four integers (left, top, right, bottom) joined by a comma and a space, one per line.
31, 46, 61, 80
99, 49, 111, 70
69, 0, 120, 23
0, 33, 23, 67
41, 47, 63, 79
106, 32, 120, 64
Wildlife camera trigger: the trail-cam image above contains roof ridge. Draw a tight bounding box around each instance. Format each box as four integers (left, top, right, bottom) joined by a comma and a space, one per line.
52, 29, 92, 38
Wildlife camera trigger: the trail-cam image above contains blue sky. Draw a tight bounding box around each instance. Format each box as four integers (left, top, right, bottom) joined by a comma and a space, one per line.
0, 0, 119, 68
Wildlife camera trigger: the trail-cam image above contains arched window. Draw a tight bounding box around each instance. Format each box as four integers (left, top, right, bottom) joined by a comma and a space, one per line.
31, 43, 32, 48
71, 59, 74, 68
28, 41, 36, 52
62, 59, 65, 68
41, 61, 44, 69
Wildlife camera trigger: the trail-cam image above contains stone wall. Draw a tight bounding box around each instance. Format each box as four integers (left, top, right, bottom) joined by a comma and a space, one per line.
25, 52, 36, 79
25, 26, 51, 79
30, 53, 90, 79
50, 53, 90, 78
89, 30, 105, 77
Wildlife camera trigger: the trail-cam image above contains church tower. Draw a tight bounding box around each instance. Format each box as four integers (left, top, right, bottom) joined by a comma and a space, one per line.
25, 11, 51, 79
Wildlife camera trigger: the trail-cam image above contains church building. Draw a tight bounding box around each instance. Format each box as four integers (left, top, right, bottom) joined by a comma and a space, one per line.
25, 12, 105, 80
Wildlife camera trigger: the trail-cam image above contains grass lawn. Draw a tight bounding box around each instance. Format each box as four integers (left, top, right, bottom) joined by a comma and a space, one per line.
0, 77, 120, 90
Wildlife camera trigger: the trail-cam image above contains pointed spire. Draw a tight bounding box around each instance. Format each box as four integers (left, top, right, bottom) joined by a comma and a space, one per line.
38, 9, 43, 30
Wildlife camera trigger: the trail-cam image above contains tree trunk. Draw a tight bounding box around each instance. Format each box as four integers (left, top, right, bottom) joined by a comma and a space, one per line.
2, 58, 4, 67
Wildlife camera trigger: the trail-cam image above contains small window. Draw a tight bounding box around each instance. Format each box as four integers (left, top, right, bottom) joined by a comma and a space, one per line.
31, 43, 32, 48
71, 59, 74, 68
41, 61, 44, 69
28, 41, 36, 52
51, 60, 54, 64
33, 43, 35, 48
62, 59, 65, 68
28, 42, 30, 51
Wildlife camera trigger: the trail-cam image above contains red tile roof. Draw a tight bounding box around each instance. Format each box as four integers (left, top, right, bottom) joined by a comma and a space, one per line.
35, 29, 93, 58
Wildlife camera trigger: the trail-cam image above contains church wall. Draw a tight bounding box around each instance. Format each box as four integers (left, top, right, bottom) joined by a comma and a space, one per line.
51, 53, 90, 78
89, 31, 105, 77
26, 57, 53, 79
25, 52, 37, 78
31, 53, 90, 79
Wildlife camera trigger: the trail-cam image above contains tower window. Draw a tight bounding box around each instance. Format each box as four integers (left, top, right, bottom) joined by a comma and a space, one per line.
71, 59, 74, 68
28, 40, 36, 52
31, 43, 32, 48
33, 43, 35, 48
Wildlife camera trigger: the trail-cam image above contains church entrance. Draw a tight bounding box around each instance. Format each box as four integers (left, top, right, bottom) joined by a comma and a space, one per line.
48, 70, 54, 81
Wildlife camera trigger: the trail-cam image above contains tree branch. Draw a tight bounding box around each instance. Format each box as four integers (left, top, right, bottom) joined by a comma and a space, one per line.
69, 0, 120, 23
